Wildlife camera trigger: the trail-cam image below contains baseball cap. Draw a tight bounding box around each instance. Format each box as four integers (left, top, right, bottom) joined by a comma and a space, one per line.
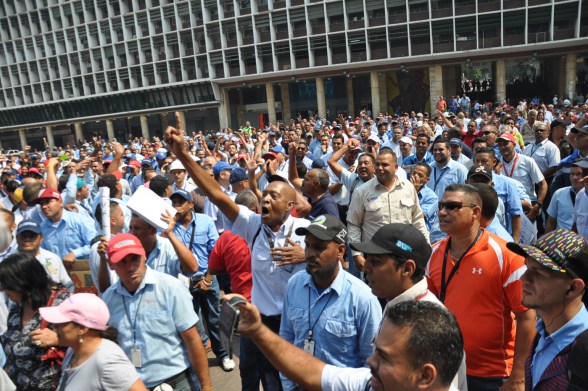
295, 215, 348, 244
311, 159, 326, 169
33, 188, 62, 204
155, 152, 167, 160
229, 167, 248, 184
76, 178, 86, 190
467, 164, 493, 182
28, 167, 42, 177
107, 233, 146, 264
170, 189, 192, 202
141, 158, 153, 167
367, 134, 380, 144
213, 161, 235, 176
449, 138, 462, 147
399, 136, 413, 146
262, 151, 278, 160
39, 293, 109, 331
571, 124, 588, 135
572, 157, 588, 169
267, 174, 288, 183
497, 133, 516, 144
270, 145, 285, 154
237, 154, 248, 161
507, 229, 588, 281
16, 219, 41, 236
350, 223, 432, 267
169, 160, 185, 171
129, 160, 141, 168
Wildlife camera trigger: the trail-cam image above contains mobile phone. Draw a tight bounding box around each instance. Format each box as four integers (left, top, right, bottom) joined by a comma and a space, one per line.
219, 296, 247, 359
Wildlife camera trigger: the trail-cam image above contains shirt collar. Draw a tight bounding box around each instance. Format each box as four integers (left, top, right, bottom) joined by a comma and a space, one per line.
114, 266, 157, 297
536, 304, 588, 352
386, 278, 429, 308
303, 263, 345, 296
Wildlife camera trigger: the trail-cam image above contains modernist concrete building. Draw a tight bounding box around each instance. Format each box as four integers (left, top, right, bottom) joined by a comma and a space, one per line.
0, 0, 587, 149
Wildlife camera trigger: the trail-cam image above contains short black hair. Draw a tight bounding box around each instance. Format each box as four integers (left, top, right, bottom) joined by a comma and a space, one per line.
414, 161, 432, 177
470, 183, 498, 220
444, 184, 483, 207
385, 301, 464, 386
149, 175, 172, 197
97, 174, 117, 196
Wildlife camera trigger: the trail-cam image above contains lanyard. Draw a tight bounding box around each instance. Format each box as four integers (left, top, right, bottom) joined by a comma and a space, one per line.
433, 166, 449, 191
122, 292, 145, 346
503, 153, 519, 178
307, 288, 334, 342
529, 142, 541, 157
439, 229, 482, 303
264, 222, 294, 249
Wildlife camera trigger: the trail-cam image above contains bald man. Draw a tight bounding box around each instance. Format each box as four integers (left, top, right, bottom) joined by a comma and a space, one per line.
166, 126, 310, 391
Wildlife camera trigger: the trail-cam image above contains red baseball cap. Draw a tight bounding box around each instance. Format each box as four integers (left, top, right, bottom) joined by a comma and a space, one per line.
107, 233, 146, 264
497, 133, 516, 144
33, 188, 62, 204
129, 160, 141, 168
112, 170, 122, 181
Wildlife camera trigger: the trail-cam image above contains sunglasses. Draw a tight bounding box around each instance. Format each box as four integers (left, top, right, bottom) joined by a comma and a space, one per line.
534, 128, 547, 133
438, 201, 478, 212
482, 131, 496, 135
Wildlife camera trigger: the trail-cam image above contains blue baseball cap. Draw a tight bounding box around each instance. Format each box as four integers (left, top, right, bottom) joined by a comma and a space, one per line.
76, 178, 87, 190
170, 189, 192, 202
213, 161, 235, 176
311, 159, 326, 169
230, 167, 248, 184
141, 158, 153, 166
155, 152, 167, 160
16, 219, 42, 236
270, 145, 285, 154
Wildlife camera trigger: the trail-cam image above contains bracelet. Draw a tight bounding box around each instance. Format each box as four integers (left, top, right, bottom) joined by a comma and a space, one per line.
201, 387, 214, 391
202, 278, 212, 286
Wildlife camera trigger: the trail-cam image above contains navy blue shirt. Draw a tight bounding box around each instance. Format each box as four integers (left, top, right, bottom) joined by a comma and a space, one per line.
308, 193, 340, 221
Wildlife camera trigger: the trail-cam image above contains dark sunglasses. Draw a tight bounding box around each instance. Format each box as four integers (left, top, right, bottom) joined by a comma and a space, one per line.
534, 127, 547, 133
438, 201, 478, 211
482, 131, 496, 135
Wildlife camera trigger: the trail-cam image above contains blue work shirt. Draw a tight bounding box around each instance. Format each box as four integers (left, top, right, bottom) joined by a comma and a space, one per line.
427, 159, 468, 200
103, 267, 199, 388
279, 265, 381, 391
532, 305, 588, 387
546, 186, 576, 230
40, 210, 97, 259
403, 151, 435, 166
146, 236, 185, 277
173, 212, 218, 276
308, 193, 340, 221
486, 217, 514, 242
418, 186, 446, 243
492, 173, 525, 234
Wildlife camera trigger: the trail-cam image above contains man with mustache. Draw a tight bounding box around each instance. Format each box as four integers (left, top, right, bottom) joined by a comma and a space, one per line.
227, 297, 463, 391
165, 125, 309, 391
279, 214, 381, 391
426, 184, 535, 391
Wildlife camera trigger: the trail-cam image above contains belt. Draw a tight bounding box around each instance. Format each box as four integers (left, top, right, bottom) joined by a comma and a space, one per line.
149, 369, 189, 391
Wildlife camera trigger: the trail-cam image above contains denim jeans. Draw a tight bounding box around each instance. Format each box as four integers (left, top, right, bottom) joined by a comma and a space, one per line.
239, 315, 283, 391
466, 375, 507, 391
191, 276, 228, 360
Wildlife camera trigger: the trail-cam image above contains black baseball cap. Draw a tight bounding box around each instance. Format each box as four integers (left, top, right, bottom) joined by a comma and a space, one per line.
467, 164, 493, 183
295, 215, 348, 244
350, 223, 431, 267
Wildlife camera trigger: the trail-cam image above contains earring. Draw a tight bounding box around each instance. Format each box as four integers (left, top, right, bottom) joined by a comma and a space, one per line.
79, 335, 84, 344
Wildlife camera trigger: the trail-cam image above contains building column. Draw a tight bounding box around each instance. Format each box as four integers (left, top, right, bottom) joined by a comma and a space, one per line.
140, 115, 150, 139
266, 83, 276, 125
495, 60, 506, 104
378, 72, 387, 114
236, 89, 244, 127
45, 126, 55, 149
74, 122, 84, 142
429, 65, 443, 112
316, 77, 326, 119
346, 77, 355, 117
106, 119, 115, 141
370, 72, 380, 115
18, 129, 27, 150
280, 83, 291, 123
218, 88, 231, 129
565, 54, 577, 100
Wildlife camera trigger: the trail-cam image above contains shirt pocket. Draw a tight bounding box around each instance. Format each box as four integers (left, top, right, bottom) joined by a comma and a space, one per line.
287, 307, 307, 334
324, 319, 358, 354
394, 197, 415, 221
364, 198, 383, 224
143, 309, 169, 330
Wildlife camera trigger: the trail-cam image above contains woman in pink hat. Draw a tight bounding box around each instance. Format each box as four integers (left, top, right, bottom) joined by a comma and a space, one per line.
40, 293, 146, 391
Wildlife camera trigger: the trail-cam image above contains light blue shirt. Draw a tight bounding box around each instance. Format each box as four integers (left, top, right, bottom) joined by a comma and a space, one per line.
173, 212, 218, 276
40, 210, 97, 259
280, 266, 381, 391
418, 186, 445, 243
103, 267, 198, 388
427, 159, 468, 200
492, 173, 526, 234
532, 305, 588, 387
487, 217, 514, 242
0, 342, 5, 367
403, 151, 435, 166
146, 236, 185, 277
546, 186, 576, 230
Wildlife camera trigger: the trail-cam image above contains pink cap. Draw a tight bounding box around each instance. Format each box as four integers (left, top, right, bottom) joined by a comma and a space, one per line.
34, 188, 62, 204
497, 133, 516, 144
107, 233, 146, 264
39, 293, 110, 331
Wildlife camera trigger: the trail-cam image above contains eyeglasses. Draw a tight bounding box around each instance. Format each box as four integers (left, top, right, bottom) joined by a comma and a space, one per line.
534, 128, 547, 133
438, 201, 478, 212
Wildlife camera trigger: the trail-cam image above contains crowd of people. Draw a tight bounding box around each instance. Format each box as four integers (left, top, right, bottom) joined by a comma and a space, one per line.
0, 94, 587, 391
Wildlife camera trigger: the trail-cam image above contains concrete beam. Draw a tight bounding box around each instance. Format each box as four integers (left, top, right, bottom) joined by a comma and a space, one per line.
316, 77, 326, 119
370, 71, 380, 115
140, 115, 150, 139
266, 83, 276, 125
106, 119, 115, 141
74, 122, 84, 142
